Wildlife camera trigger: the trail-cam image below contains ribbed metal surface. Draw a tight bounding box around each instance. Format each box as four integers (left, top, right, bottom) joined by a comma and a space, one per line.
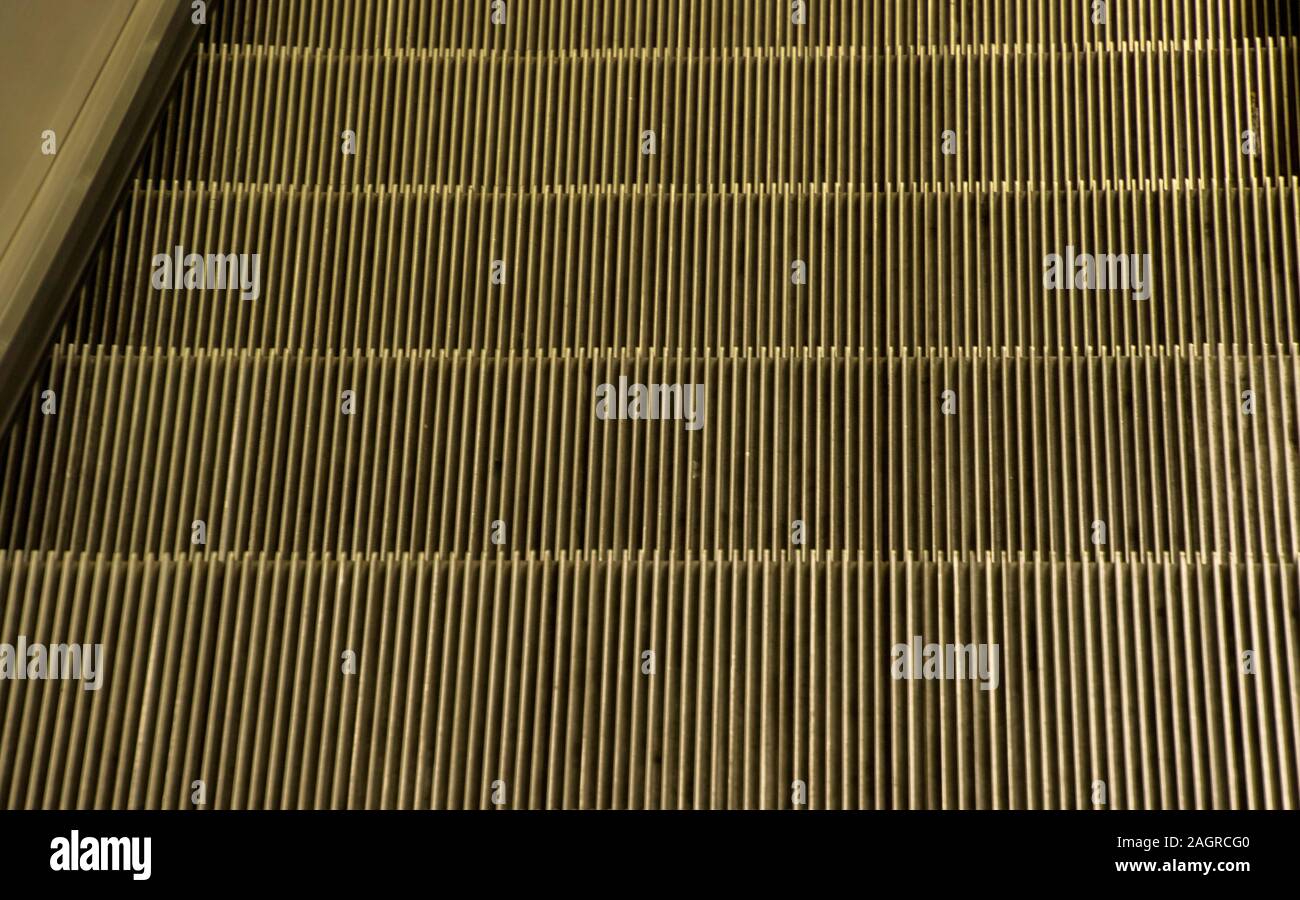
0, 552, 1294, 809
0, 1, 1297, 808
40, 182, 1300, 350
211, 0, 1296, 48
2, 347, 1298, 555
137, 41, 1300, 186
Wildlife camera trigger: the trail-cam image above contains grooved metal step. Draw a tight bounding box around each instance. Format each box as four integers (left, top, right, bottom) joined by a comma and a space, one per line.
138, 40, 1300, 186
211, 0, 1298, 50
0, 552, 1294, 809
51, 179, 1300, 352
3, 347, 1296, 556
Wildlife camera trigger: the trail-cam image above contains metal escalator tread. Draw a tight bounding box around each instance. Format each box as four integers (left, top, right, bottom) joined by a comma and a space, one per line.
0, 1, 1298, 809
138, 40, 1300, 187
0, 552, 1296, 809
